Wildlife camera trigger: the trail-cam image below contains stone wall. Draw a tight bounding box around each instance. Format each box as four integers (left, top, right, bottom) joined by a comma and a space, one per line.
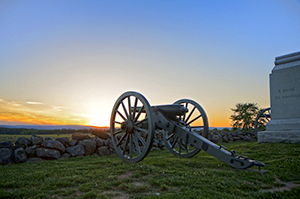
0, 130, 257, 165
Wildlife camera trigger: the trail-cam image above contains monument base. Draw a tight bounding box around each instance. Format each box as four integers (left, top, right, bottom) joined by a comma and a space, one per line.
258, 131, 300, 143
258, 118, 300, 143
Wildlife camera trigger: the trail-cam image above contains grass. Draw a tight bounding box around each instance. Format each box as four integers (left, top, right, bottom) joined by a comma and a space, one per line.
0, 141, 300, 198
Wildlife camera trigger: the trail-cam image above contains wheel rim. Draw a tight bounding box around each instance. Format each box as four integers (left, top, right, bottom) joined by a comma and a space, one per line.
255, 108, 271, 133
110, 91, 154, 163
164, 99, 209, 158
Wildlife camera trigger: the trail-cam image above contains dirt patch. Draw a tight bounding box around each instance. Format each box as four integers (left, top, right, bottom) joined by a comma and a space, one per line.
117, 171, 133, 179
260, 176, 300, 193
101, 190, 131, 199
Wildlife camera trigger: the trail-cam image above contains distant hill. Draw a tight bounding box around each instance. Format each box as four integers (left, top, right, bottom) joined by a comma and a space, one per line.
0, 125, 109, 130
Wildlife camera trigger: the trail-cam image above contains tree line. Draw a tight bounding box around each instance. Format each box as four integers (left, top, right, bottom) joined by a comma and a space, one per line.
229, 102, 268, 131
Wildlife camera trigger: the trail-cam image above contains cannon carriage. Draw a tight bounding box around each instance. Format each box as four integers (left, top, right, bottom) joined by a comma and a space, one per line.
110, 91, 265, 170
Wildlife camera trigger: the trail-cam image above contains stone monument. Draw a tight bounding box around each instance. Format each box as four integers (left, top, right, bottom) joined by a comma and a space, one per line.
258, 51, 300, 143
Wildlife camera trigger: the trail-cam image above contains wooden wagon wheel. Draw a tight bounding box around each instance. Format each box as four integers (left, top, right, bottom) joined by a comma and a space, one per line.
110, 91, 155, 163
163, 99, 209, 158
254, 107, 271, 133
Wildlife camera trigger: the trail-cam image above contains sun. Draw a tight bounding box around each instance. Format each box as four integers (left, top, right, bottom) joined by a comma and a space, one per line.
89, 115, 109, 127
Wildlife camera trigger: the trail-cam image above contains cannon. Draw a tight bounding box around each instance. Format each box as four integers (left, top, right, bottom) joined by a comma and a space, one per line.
254, 107, 271, 133
110, 91, 265, 170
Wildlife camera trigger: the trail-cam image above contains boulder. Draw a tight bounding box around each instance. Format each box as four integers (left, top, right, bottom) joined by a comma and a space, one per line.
30, 135, 43, 145
222, 136, 229, 143
55, 137, 69, 147
14, 147, 27, 164
105, 138, 114, 149
72, 133, 90, 141
25, 146, 36, 157
61, 153, 71, 159
97, 146, 110, 156
45, 136, 54, 141
91, 131, 110, 140
0, 141, 15, 150
15, 137, 31, 149
211, 135, 222, 143
158, 141, 165, 148
69, 139, 77, 146
42, 140, 65, 153
36, 148, 61, 159
66, 145, 85, 157
91, 137, 105, 148
0, 148, 14, 165
25, 157, 43, 163
78, 139, 96, 155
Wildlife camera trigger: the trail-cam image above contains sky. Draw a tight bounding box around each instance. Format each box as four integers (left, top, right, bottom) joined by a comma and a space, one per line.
0, 0, 300, 128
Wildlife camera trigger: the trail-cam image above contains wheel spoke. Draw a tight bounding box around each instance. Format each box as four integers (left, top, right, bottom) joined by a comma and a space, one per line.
113, 121, 122, 125
191, 125, 204, 129
185, 106, 196, 123
127, 96, 132, 120
171, 135, 178, 148
117, 110, 127, 121
117, 133, 127, 146
123, 134, 129, 155
167, 133, 174, 140
133, 133, 141, 155
113, 129, 123, 136
187, 115, 201, 125
134, 105, 144, 122
121, 101, 129, 119
134, 130, 146, 146
132, 97, 138, 121
134, 126, 149, 134
129, 134, 133, 158
135, 117, 148, 126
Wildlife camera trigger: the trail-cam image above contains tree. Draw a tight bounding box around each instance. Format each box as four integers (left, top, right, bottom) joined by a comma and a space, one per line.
229, 103, 259, 131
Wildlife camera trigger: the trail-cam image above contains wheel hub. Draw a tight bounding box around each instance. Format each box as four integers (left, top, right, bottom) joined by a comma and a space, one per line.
121, 120, 134, 133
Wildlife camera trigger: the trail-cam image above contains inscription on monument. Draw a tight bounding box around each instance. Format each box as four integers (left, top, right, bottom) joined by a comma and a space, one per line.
274, 87, 300, 100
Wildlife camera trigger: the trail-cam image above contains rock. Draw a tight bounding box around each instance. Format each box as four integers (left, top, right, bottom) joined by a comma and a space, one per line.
30, 135, 43, 145
105, 138, 113, 149
78, 139, 96, 155
72, 133, 90, 141
25, 146, 36, 157
25, 157, 43, 163
66, 145, 85, 157
15, 137, 31, 149
42, 140, 65, 153
158, 141, 165, 148
91, 137, 105, 148
45, 136, 54, 141
0, 148, 14, 165
233, 136, 241, 141
222, 136, 229, 143
61, 153, 71, 159
97, 146, 110, 156
69, 139, 77, 146
91, 131, 110, 140
0, 141, 15, 150
212, 135, 222, 143
55, 137, 69, 147
36, 148, 61, 159
14, 147, 27, 164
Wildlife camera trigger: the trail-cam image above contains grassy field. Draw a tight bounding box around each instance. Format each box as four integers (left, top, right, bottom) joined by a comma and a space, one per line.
0, 141, 299, 199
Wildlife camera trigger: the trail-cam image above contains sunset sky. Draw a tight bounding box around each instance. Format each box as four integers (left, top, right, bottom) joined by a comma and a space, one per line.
0, 0, 300, 128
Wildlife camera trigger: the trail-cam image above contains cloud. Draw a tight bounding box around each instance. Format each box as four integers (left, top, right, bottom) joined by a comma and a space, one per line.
27, 101, 44, 105
0, 98, 88, 125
